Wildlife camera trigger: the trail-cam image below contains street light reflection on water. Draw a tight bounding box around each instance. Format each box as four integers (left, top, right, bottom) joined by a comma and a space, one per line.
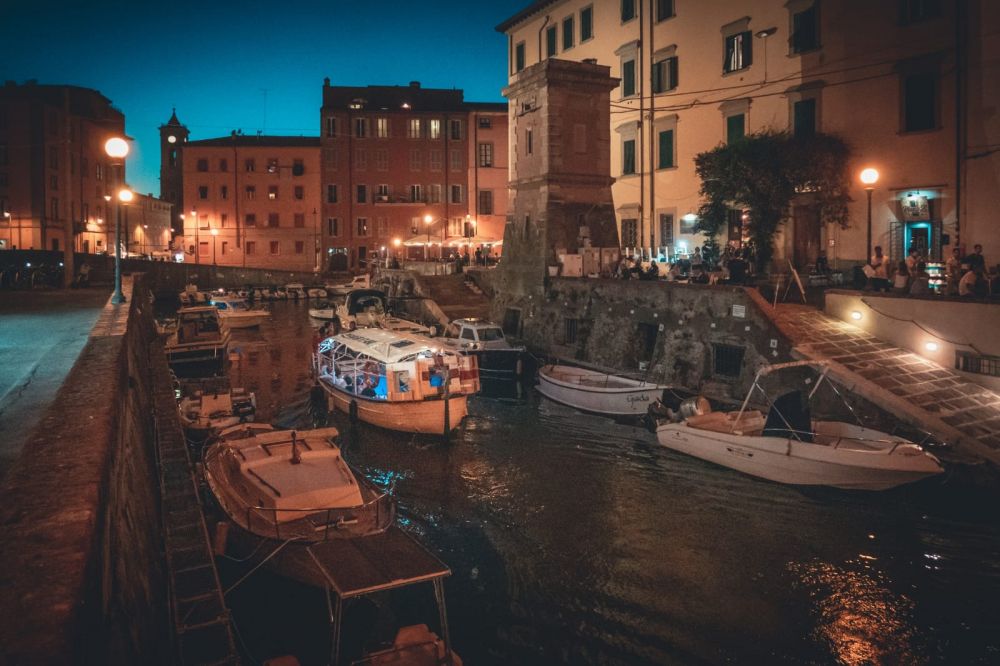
205, 301, 1000, 665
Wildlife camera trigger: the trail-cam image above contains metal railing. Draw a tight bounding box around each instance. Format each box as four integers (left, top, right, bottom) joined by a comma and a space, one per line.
235, 489, 396, 542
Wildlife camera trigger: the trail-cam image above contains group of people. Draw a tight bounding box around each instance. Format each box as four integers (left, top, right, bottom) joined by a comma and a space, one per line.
613, 246, 752, 285
867, 243, 990, 297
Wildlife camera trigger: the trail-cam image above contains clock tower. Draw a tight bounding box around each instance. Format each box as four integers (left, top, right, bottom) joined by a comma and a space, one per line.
159, 109, 189, 237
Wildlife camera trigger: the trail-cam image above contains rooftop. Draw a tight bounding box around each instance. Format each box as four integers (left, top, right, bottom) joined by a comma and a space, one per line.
186, 134, 320, 148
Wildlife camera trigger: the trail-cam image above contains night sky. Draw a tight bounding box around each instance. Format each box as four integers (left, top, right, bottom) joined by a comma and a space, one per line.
3, 0, 527, 196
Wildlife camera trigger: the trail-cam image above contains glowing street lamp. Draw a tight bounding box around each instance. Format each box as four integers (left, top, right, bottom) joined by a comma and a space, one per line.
210, 227, 219, 265
860, 167, 879, 261
105, 137, 131, 304
423, 214, 435, 260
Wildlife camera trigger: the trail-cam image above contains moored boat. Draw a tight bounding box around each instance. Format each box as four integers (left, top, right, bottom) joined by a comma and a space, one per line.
177, 388, 256, 436
314, 329, 479, 434
210, 294, 270, 329
537, 364, 670, 416
164, 306, 230, 372
325, 274, 370, 296
308, 300, 338, 321
653, 360, 944, 490
336, 289, 435, 335
285, 283, 307, 300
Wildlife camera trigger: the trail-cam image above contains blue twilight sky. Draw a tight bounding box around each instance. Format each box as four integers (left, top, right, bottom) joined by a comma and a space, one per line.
3, 0, 528, 196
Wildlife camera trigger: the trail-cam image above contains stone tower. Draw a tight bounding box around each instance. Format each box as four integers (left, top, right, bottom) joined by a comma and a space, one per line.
159, 109, 189, 237
494, 59, 619, 328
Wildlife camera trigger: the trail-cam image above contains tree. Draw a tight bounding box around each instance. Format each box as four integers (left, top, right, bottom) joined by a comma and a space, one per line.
694, 130, 851, 272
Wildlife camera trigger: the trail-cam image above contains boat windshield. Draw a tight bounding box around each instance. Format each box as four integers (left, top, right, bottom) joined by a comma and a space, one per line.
480, 327, 504, 341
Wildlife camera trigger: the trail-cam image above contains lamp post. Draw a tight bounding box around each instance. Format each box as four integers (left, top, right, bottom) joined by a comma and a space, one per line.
142, 224, 149, 258
860, 167, 879, 262
423, 214, 435, 261
2, 211, 18, 249
210, 227, 219, 265
191, 209, 198, 264
105, 137, 130, 304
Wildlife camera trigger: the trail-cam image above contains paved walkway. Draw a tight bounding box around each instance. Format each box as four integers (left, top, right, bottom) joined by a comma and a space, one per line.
769, 303, 1000, 465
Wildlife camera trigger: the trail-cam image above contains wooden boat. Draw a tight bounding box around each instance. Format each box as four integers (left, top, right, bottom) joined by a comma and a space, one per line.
653, 360, 944, 490
536, 364, 670, 416
204, 425, 395, 541
314, 329, 479, 434
164, 306, 230, 370
441, 318, 524, 384
210, 294, 270, 329
177, 388, 256, 436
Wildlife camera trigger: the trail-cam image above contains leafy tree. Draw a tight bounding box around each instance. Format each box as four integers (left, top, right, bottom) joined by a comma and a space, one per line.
694, 130, 851, 272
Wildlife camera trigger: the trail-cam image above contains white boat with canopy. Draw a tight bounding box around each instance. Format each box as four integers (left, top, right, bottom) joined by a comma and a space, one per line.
336, 289, 436, 335
177, 388, 256, 436
314, 329, 480, 435
210, 294, 270, 329
164, 306, 230, 370
653, 360, 944, 490
537, 364, 670, 416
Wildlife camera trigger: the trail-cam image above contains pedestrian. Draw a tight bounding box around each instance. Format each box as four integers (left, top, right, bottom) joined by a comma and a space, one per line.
964, 244, 986, 272
691, 247, 704, 270
76, 261, 91, 287
475, 247, 483, 266
905, 247, 920, 277
867, 246, 890, 292
893, 261, 910, 292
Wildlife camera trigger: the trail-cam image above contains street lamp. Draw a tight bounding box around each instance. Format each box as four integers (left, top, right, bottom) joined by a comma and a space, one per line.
2, 211, 19, 249
105, 137, 130, 304
860, 167, 879, 261
423, 214, 435, 261
210, 227, 219, 265
191, 209, 198, 264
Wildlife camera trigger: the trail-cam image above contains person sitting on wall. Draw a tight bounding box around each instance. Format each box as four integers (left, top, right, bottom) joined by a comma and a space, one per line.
646, 260, 660, 280
959, 268, 984, 297
909, 262, 931, 296
893, 261, 910, 293
964, 244, 986, 272
866, 246, 891, 292
905, 247, 921, 277
690, 265, 710, 284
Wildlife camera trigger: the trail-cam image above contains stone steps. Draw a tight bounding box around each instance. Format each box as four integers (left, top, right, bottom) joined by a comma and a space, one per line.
419, 274, 492, 321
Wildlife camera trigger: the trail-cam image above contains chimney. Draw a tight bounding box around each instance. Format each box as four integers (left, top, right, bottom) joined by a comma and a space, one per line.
409, 81, 421, 89
323, 77, 330, 87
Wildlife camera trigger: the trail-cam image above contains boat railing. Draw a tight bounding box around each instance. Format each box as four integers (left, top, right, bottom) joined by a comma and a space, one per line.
241, 489, 395, 541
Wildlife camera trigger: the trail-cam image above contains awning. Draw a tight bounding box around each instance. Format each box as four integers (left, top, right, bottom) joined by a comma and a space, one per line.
446, 235, 500, 247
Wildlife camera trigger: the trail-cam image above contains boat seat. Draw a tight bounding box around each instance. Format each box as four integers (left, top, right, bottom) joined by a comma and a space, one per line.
687, 410, 764, 435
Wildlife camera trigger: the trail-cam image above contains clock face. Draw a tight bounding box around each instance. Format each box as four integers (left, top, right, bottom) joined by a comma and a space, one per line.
167, 135, 176, 144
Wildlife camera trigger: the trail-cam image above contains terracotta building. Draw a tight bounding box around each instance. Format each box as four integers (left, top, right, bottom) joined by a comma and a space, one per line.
320, 80, 508, 270
0, 81, 127, 254
497, 0, 1000, 269
126, 193, 173, 257
174, 134, 322, 272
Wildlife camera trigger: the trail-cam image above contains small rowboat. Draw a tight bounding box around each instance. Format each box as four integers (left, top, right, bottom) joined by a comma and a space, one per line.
536, 364, 669, 416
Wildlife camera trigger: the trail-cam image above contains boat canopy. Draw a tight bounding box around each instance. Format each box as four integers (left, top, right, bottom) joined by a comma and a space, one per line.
345, 289, 388, 315
324, 329, 450, 364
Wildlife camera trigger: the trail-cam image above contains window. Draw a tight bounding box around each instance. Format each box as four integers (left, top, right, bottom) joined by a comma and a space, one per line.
791, 4, 820, 53
221, 241, 228, 255
793, 99, 817, 137
679, 215, 698, 234
246, 241, 256, 255
221, 213, 228, 227
655, 0, 674, 21
713, 343, 745, 378
956, 351, 1000, 377
199, 242, 210, 257
51, 197, 59, 219
900, 0, 941, 25
246, 185, 256, 200
328, 217, 339, 236
727, 114, 746, 143
622, 59, 636, 97
546, 26, 557, 57
295, 241, 305, 254
478, 117, 492, 129
410, 184, 423, 202
294, 185, 304, 200
354, 118, 368, 138
50, 174, 58, 190
903, 72, 937, 132
621, 218, 638, 247
724, 31, 752, 73
270, 240, 280, 255
356, 184, 367, 204
429, 150, 442, 171
356, 217, 369, 236
294, 213, 305, 228
326, 116, 337, 137
220, 185, 229, 200
428, 184, 441, 203
450, 148, 462, 170
429, 119, 441, 139
245, 159, 255, 172
245, 213, 257, 227
324, 148, 338, 168
450, 184, 463, 204
198, 185, 209, 200
652, 56, 678, 93
526, 129, 533, 155
355, 149, 367, 169
479, 190, 494, 215
622, 139, 636, 175
268, 185, 278, 200
659, 213, 674, 246
376, 117, 389, 138
268, 212, 279, 228
515, 42, 526, 73
410, 149, 423, 170
562, 16, 574, 50
375, 149, 388, 171
49, 146, 58, 168
621, 0, 636, 22
450, 119, 462, 140
408, 119, 422, 139
478, 143, 494, 167
327, 184, 338, 203
657, 129, 675, 169
375, 184, 390, 201
581, 6, 593, 41
196, 158, 208, 172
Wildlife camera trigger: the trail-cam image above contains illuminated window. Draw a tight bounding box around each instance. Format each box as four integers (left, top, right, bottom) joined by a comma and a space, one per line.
429, 119, 441, 139
408, 119, 422, 139
268, 185, 278, 200
376, 117, 389, 138
724, 32, 752, 73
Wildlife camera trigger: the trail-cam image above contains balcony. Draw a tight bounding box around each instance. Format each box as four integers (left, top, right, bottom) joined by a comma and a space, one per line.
372, 195, 429, 205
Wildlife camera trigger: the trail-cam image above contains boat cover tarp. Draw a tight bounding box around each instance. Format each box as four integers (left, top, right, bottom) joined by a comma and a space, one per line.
763, 390, 813, 442
345, 289, 388, 315
270, 526, 450, 599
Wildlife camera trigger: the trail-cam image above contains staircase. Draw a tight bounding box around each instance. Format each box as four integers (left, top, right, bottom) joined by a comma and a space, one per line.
418, 274, 492, 322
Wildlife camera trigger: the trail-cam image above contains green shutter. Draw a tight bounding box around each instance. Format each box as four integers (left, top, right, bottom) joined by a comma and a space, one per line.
727, 114, 745, 143
658, 129, 674, 169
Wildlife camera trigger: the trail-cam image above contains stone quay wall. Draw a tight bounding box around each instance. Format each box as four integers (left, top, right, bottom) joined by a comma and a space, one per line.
0, 275, 170, 665
494, 278, 796, 400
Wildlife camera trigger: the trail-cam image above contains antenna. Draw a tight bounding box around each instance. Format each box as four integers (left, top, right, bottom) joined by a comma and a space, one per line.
260, 88, 268, 133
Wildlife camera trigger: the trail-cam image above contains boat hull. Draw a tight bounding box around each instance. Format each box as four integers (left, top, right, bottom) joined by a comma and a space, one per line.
321, 381, 468, 434
219, 313, 268, 329
537, 366, 665, 416
655, 423, 943, 490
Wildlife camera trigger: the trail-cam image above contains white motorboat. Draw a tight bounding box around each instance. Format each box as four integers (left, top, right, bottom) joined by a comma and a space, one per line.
164, 306, 230, 370
653, 360, 944, 490
177, 388, 256, 436
441, 319, 524, 383
285, 283, 307, 300
178, 283, 211, 306
314, 328, 480, 434
536, 364, 669, 416
210, 294, 270, 329
336, 289, 436, 335
325, 274, 370, 297
308, 300, 338, 321
204, 425, 395, 541
307, 287, 327, 299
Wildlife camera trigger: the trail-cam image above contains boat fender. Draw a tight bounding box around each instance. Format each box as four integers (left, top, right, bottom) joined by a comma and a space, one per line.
212, 521, 231, 558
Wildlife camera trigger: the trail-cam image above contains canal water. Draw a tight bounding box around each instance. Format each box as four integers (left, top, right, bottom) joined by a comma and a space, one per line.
203, 301, 1000, 665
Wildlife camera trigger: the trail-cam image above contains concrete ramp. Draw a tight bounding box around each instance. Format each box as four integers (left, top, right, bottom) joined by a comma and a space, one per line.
418, 274, 493, 322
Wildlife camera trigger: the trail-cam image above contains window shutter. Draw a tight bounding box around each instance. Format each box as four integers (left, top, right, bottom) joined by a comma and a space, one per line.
741, 31, 753, 67
669, 57, 679, 89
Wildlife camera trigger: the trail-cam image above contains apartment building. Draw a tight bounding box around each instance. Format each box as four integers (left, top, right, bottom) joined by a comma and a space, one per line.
175, 134, 322, 272
0, 81, 128, 254
320, 80, 508, 270
498, 0, 1000, 269
126, 193, 173, 257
